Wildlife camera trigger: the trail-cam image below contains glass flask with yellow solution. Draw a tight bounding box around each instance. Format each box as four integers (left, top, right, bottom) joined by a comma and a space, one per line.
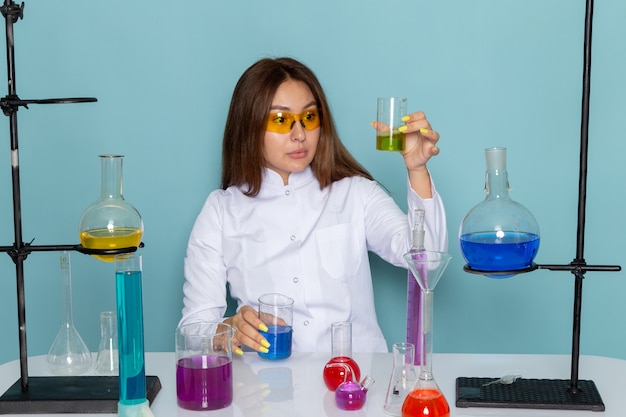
79, 155, 143, 262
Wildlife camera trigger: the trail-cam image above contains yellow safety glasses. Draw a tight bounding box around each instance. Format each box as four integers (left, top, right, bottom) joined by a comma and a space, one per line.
266, 109, 320, 134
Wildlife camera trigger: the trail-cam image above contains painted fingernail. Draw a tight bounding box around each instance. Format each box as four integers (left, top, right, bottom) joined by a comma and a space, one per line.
420, 128, 429, 134
402, 116, 410, 122
398, 125, 408, 132
259, 323, 269, 332
433, 146, 440, 154
259, 346, 269, 354
261, 339, 271, 348
234, 348, 244, 355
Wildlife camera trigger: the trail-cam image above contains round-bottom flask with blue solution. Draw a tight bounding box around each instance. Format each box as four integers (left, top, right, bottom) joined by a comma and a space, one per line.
459, 147, 540, 278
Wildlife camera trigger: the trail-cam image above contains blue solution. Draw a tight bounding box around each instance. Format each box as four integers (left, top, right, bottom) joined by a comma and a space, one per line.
258, 325, 293, 360
460, 232, 540, 276
116, 270, 147, 404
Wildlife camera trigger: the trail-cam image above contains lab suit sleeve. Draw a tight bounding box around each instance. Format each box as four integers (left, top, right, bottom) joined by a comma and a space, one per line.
364, 174, 448, 268
180, 191, 229, 326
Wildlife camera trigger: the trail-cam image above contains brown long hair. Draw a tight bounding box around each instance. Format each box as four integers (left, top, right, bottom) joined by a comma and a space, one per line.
221, 57, 373, 196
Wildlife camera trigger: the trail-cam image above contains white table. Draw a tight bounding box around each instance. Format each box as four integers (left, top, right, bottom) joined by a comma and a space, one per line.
0, 352, 623, 416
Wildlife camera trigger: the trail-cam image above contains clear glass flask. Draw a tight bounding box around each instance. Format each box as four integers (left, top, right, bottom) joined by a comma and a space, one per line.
402, 251, 452, 417
47, 251, 92, 375
79, 155, 143, 262
459, 147, 540, 277
95, 310, 118, 375
323, 322, 361, 391
384, 342, 418, 416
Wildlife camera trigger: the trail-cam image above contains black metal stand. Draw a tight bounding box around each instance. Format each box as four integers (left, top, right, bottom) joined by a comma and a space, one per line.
0, 1, 160, 413
458, 0, 620, 411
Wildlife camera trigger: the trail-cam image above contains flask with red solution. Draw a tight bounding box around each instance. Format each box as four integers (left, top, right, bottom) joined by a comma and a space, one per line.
323, 321, 361, 391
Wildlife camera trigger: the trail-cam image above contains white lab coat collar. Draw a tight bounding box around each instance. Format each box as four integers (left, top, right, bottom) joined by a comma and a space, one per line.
261, 167, 317, 191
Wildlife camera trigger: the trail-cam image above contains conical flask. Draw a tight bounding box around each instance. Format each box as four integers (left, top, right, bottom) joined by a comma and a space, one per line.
384, 342, 417, 416
79, 154, 143, 262
95, 310, 119, 375
459, 147, 540, 277
47, 251, 92, 375
401, 251, 452, 417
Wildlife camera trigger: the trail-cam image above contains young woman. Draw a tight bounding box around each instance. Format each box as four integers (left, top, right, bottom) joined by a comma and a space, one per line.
181, 57, 447, 354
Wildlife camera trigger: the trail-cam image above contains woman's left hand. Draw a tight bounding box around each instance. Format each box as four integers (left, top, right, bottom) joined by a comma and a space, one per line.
399, 111, 440, 170
372, 110, 441, 198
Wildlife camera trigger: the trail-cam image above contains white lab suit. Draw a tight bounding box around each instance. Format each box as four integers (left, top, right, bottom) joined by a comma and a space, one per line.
181, 167, 447, 352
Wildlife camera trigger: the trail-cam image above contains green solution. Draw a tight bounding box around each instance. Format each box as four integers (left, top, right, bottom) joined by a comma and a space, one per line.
116, 269, 147, 404
376, 130, 406, 151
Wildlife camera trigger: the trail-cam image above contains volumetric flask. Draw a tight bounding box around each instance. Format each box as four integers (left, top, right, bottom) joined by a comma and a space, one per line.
47, 251, 92, 375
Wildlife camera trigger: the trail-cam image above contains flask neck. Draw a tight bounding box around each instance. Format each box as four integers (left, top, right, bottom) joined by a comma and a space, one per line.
419, 290, 435, 381
485, 168, 511, 200
99, 155, 124, 199
331, 322, 353, 358
100, 311, 116, 338
392, 342, 415, 367
59, 252, 74, 326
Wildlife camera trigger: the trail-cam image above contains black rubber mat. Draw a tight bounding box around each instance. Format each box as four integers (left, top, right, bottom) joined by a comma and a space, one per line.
456, 377, 605, 411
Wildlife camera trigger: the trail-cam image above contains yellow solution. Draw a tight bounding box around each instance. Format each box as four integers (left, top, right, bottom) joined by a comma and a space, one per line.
80, 227, 142, 262
376, 130, 406, 151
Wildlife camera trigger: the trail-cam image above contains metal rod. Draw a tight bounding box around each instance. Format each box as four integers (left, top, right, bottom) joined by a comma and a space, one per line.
537, 264, 620, 272
0, 243, 143, 257
576, 0, 593, 261
2, 0, 29, 391
569, 0, 594, 392
570, 272, 584, 394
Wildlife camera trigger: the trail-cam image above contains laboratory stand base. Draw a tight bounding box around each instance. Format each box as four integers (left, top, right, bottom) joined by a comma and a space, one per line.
456, 376, 605, 411
0, 375, 161, 414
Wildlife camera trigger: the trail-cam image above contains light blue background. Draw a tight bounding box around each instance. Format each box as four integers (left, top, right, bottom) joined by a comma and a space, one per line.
1, 0, 625, 366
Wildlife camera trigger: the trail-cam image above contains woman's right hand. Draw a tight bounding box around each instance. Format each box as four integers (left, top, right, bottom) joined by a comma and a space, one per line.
224, 305, 271, 355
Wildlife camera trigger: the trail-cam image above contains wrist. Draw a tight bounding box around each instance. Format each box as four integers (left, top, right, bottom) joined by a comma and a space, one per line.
408, 166, 433, 199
